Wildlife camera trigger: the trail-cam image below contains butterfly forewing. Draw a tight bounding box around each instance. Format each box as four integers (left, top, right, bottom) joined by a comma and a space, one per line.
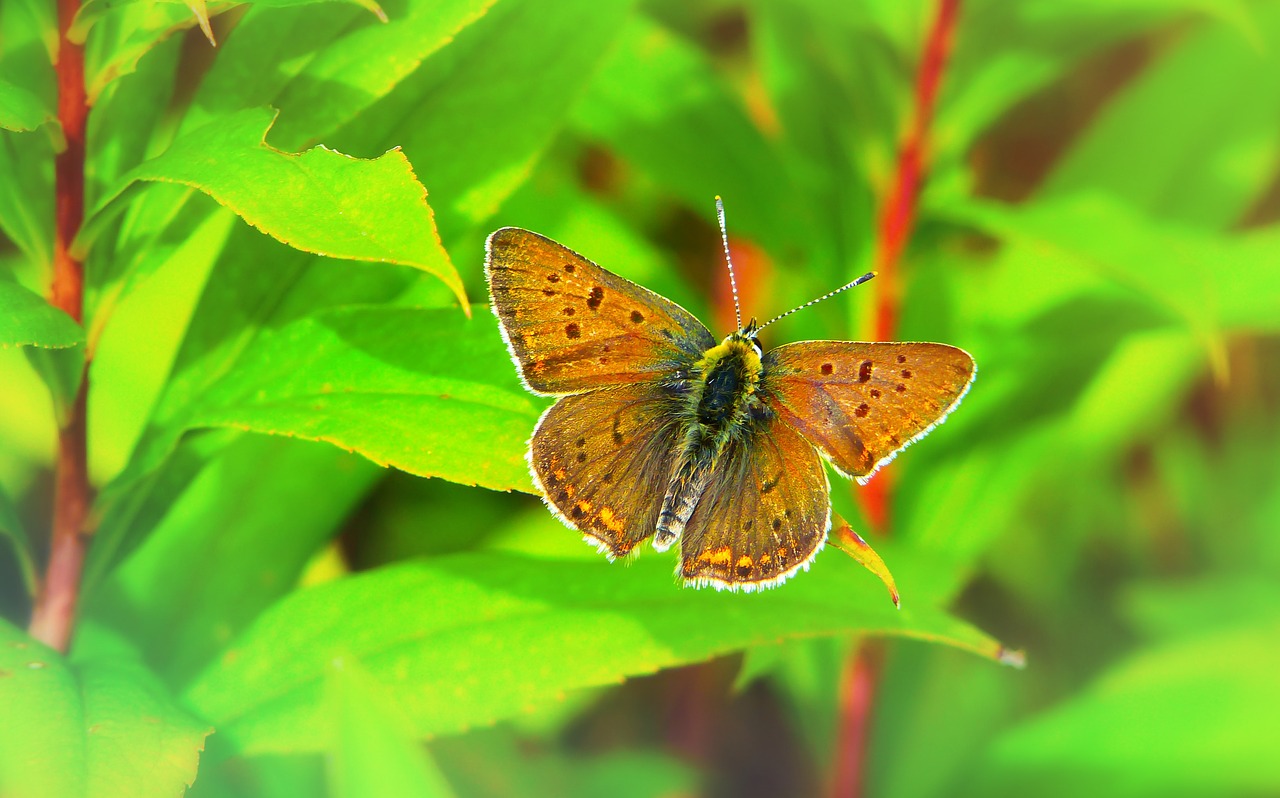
679, 418, 829, 590
763, 342, 975, 482
530, 382, 685, 558
487, 228, 715, 395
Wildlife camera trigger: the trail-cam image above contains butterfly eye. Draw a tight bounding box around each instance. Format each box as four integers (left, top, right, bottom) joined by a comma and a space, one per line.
750, 339, 763, 357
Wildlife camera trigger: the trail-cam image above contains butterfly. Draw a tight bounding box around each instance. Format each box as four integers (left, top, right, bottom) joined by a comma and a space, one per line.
485, 199, 975, 591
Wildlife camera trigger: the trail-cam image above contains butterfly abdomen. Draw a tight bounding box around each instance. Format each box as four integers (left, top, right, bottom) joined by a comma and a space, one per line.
653, 335, 764, 551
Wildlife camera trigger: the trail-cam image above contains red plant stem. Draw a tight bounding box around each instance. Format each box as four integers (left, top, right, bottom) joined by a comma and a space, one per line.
833, 2, 961, 797
29, 0, 91, 653
860, 0, 960, 535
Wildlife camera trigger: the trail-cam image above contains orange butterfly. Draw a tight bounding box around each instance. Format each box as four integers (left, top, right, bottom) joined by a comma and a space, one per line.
486, 200, 974, 591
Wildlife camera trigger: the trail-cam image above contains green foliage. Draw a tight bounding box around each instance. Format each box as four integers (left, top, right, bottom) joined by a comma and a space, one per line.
1, 0, 1278, 796
0, 620, 211, 798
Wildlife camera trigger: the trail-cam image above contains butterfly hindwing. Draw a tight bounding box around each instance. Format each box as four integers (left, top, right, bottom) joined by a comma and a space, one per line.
763, 341, 975, 482
486, 228, 715, 396
678, 416, 830, 590
530, 382, 685, 558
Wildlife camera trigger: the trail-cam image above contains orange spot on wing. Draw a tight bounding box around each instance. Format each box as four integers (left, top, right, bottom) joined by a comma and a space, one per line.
736, 554, 753, 568
599, 506, 626, 533
698, 546, 733, 565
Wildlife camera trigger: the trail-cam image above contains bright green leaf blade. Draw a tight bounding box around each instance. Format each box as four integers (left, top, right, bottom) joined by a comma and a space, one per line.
981, 618, 1280, 796
264, 0, 498, 149
0, 77, 59, 143
1042, 6, 1280, 230
327, 659, 458, 798
572, 14, 800, 256
334, 0, 635, 239
72, 0, 385, 43
83, 3, 206, 102
0, 620, 85, 798
91, 435, 381, 686
74, 633, 213, 798
81, 108, 467, 306
0, 622, 211, 798
0, 281, 84, 349
185, 551, 1010, 754
145, 306, 540, 493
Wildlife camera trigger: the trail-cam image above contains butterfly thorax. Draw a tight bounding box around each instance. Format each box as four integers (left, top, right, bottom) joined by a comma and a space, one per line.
653, 331, 770, 552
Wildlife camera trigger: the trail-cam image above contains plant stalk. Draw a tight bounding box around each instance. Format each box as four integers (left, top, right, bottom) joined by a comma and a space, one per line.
831, 1, 961, 795
29, 0, 91, 653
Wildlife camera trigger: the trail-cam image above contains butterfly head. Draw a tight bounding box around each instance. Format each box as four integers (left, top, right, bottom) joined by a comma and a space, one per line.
728, 317, 763, 358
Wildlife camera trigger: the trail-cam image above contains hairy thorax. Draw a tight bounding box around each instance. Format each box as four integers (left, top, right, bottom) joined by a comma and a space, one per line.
691, 336, 764, 439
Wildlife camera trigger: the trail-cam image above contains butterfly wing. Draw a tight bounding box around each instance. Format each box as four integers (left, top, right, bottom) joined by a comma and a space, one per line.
530, 381, 685, 558
678, 417, 830, 590
487, 228, 715, 396
762, 341, 975, 483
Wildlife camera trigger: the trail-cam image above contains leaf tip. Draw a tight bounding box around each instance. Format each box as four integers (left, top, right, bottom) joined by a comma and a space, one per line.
995, 646, 1027, 670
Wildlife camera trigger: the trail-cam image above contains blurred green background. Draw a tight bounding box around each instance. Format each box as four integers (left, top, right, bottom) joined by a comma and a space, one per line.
2, 0, 1280, 796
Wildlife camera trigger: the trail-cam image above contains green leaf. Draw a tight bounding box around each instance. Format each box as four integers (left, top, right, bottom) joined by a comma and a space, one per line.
0, 622, 82, 798
0, 77, 61, 146
70, 0, 386, 45
131, 305, 540, 494
333, 0, 635, 240
0, 621, 212, 798
90, 435, 381, 686
572, 14, 801, 256
262, 0, 499, 149
1042, 6, 1280, 230
980, 617, 1280, 796
326, 659, 458, 798
938, 194, 1280, 377
0, 281, 83, 349
81, 108, 467, 307
185, 550, 1011, 754
83, 2, 208, 102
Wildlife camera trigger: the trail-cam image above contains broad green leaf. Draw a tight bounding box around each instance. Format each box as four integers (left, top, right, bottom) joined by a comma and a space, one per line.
572, 14, 801, 257
185, 550, 1011, 753
0, 483, 35, 596
1042, 6, 1280, 230
0, 621, 82, 798
0, 77, 61, 147
0, 281, 83, 349
333, 0, 635, 241
980, 617, 1280, 796
263, 0, 499, 149
81, 108, 467, 306
937, 0, 1256, 161
91, 435, 381, 686
326, 659, 458, 798
937, 194, 1280, 376
74, 633, 214, 798
84, 2, 208, 102
92, 221, 418, 568
0, 621, 211, 798
87, 206, 235, 483
71, 0, 386, 45
131, 305, 539, 494
0, 130, 54, 268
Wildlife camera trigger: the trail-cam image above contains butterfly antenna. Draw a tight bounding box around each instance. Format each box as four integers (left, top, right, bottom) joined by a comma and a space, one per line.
756, 271, 878, 332
715, 195, 743, 332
